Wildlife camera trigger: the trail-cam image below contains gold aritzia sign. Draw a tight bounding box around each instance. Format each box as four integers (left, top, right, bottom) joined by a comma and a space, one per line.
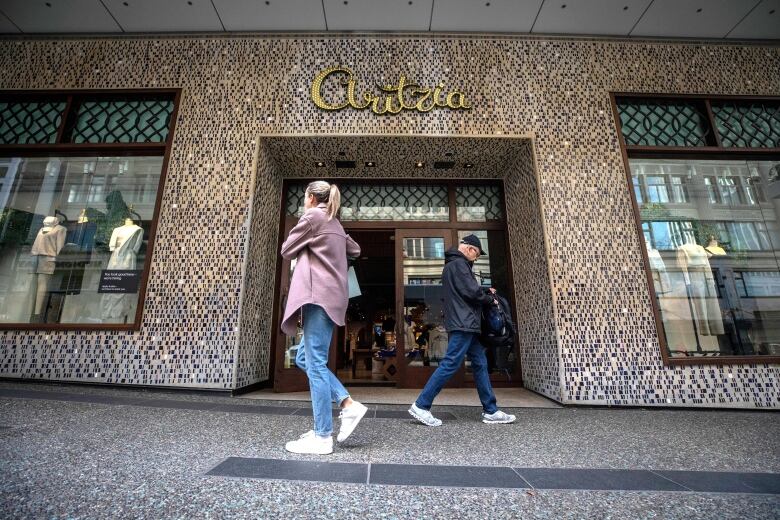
310, 66, 472, 115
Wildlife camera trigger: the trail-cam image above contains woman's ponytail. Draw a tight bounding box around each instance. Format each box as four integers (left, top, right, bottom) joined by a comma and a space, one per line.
326, 183, 340, 221
305, 180, 340, 221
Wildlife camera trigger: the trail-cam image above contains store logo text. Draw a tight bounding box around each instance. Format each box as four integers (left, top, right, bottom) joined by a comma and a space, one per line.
310, 66, 472, 115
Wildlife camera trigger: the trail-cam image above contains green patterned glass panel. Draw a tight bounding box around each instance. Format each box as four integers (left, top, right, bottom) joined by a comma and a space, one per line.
0, 101, 65, 144
69, 98, 174, 143
617, 99, 711, 147
712, 101, 780, 148
285, 183, 449, 221
456, 185, 503, 221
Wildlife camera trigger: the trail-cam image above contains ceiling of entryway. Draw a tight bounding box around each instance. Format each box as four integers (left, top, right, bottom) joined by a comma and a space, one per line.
0, 0, 777, 40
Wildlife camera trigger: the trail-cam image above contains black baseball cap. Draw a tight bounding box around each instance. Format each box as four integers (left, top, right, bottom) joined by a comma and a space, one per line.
460, 234, 486, 256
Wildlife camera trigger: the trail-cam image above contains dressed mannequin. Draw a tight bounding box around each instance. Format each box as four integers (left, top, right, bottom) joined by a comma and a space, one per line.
645, 241, 670, 294
704, 235, 727, 256
676, 235, 724, 336
404, 315, 416, 352
101, 218, 144, 322
30, 216, 67, 321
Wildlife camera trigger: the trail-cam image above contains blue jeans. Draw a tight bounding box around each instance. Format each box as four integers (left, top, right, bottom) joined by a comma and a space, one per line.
415, 331, 498, 414
299, 304, 351, 437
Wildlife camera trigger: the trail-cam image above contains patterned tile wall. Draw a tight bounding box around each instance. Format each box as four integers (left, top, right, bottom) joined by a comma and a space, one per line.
0, 35, 777, 407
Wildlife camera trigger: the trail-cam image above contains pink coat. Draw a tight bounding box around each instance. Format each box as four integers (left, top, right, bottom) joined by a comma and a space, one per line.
280, 203, 361, 335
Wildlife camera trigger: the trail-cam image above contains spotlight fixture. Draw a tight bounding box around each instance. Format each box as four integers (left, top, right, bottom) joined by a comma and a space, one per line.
464, 163, 474, 168
315, 161, 326, 167
365, 161, 376, 167
414, 161, 425, 168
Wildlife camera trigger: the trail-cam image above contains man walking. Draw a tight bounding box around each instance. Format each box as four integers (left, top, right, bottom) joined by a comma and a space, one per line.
409, 234, 516, 426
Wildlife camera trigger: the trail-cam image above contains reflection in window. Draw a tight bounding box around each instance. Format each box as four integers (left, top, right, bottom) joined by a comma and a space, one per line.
285, 183, 449, 221
631, 158, 780, 358
0, 156, 163, 325
456, 185, 504, 221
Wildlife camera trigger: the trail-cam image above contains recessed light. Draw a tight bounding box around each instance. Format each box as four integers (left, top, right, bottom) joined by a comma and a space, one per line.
414, 161, 425, 168
464, 163, 474, 168
45, 1, 51, 6
623, 5, 628, 10
561, 4, 566, 8
265, 1, 270, 4
365, 161, 376, 167
315, 161, 325, 167
486, 2, 491, 6
696, 8, 702, 13
123, 1, 128, 5
187, 1, 192, 5
770, 9, 775, 14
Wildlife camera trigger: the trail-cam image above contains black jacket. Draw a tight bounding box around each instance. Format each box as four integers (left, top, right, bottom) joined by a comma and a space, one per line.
442, 248, 494, 333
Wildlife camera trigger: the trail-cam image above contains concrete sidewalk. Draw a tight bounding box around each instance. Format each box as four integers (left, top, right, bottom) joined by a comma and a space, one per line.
1, 381, 778, 519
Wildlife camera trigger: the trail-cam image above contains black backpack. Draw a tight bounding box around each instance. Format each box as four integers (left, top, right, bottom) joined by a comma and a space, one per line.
480, 295, 515, 349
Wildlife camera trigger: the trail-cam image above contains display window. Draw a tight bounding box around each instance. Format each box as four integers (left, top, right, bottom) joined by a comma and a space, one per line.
614, 94, 780, 363
0, 90, 179, 329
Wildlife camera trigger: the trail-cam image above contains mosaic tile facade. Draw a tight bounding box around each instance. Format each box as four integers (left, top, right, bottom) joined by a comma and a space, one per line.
0, 35, 777, 407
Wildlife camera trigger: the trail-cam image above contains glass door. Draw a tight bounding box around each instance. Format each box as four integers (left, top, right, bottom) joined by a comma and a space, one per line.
395, 229, 459, 388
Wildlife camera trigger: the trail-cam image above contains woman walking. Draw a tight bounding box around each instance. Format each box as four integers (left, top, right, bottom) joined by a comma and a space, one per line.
280, 180, 368, 455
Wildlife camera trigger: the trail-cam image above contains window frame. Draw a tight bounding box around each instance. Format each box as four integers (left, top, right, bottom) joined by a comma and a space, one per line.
0, 88, 181, 331
611, 92, 780, 366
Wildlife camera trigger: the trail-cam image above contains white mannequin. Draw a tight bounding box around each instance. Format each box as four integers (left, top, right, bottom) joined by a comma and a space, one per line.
30, 216, 66, 318
645, 241, 670, 292
101, 219, 144, 321
676, 235, 724, 336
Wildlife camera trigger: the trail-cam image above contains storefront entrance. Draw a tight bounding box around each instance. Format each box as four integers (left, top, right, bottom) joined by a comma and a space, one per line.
272, 180, 521, 392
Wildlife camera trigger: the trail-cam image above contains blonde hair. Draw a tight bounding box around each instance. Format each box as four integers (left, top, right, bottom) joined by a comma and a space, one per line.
305, 180, 341, 221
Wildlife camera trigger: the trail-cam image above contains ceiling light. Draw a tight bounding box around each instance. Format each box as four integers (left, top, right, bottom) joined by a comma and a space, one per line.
696, 8, 702, 13
365, 161, 376, 167
315, 161, 325, 167
415, 161, 425, 168
464, 163, 474, 168
561, 4, 566, 8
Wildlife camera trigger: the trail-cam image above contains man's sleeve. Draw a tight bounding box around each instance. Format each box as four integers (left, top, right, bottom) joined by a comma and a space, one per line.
453, 261, 494, 306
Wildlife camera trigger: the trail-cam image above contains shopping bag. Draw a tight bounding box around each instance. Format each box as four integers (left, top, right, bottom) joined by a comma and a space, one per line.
347, 265, 361, 298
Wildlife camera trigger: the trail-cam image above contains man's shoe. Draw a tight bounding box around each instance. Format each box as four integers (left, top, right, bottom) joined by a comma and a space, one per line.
408, 402, 442, 427
482, 410, 516, 424
337, 401, 368, 443
284, 430, 333, 454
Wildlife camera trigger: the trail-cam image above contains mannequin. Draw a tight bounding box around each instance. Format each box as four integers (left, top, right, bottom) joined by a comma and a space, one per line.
645, 241, 670, 293
101, 217, 144, 322
704, 235, 727, 256
676, 234, 724, 336
30, 216, 67, 321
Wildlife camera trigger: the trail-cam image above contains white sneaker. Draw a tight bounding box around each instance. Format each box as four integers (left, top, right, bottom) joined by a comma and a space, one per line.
408, 403, 442, 427
337, 401, 368, 443
284, 430, 333, 455
482, 410, 516, 424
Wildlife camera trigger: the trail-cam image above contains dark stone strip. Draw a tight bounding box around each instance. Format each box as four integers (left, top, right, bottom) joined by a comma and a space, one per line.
370, 463, 529, 488
654, 470, 780, 494
206, 457, 367, 484
517, 468, 685, 491
203, 457, 780, 494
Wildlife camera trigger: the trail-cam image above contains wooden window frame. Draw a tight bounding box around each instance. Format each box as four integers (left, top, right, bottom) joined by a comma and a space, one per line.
0, 88, 181, 331
611, 92, 780, 366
